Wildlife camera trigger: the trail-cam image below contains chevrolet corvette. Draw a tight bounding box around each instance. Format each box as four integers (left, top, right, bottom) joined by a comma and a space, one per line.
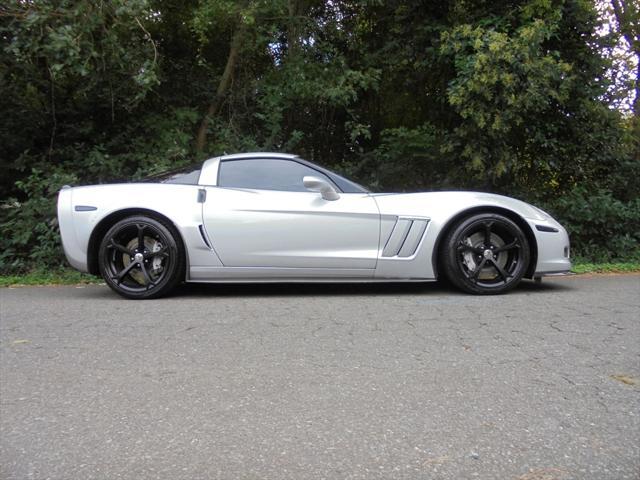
57, 152, 571, 299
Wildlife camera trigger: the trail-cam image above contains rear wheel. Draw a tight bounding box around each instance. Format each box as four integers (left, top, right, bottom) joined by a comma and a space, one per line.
441, 213, 530, 294
98, 215, 184, 299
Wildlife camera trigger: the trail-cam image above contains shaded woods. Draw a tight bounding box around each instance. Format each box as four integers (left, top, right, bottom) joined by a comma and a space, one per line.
1, 0, 638, 272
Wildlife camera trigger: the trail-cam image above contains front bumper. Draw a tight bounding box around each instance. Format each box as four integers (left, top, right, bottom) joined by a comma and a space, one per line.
526, 218, 572, 275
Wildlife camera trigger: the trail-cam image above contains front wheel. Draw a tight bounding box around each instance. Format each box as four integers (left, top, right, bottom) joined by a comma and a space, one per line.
98, 215, 184, 299
440, 213, 530, 295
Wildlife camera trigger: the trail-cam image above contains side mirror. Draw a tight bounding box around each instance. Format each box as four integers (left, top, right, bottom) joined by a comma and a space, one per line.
303, 176, 340, 201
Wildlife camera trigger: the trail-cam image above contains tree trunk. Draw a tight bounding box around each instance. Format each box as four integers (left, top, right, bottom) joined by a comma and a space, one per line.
195, 26, 245, 154
633, 59, 639, 118
610, 0, 639, 115
287, 0, 307, 57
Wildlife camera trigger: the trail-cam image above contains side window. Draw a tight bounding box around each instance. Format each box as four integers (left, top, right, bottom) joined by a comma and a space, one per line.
218, 159, 337, 192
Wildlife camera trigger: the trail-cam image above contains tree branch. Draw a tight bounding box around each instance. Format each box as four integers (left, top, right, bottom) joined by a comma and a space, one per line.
134, 16, 157, 67
195, 26, 246, 154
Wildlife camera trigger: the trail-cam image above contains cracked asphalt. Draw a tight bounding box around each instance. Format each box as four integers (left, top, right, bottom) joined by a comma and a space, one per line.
1, 275, 639, 480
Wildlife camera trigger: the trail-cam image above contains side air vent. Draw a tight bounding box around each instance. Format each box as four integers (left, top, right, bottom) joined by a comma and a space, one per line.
382, 219, 412, 257
397, 220, 428, 257
198, 224, 212, 249
382, 218, 429, 258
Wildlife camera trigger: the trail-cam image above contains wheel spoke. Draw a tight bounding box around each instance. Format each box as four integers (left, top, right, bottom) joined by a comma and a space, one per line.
140, 263, 156, 290
494, 240, 519, 253
112, 261, 137, 285
107, 239, 131, 255
137, 224, 145, 251
469, 258, 487, 280
483, 222, 493, 248
144, 247, 168, 259
490, 259, 510, 282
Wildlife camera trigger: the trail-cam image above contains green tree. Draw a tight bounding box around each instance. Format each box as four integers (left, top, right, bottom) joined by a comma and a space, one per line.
1, 0, 638, 271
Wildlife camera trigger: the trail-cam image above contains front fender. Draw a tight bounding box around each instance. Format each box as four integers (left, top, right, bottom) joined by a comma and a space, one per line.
371, 192, 566, 279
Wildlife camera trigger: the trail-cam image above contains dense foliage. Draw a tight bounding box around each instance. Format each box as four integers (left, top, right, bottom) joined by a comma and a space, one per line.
1, 0, 638, 273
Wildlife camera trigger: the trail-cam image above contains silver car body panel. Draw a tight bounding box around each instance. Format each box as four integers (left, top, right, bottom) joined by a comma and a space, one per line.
201, 189, 379, 270
57, 152, 571, 282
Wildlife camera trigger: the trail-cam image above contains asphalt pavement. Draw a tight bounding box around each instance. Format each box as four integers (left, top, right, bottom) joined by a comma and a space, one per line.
1, 275, 639, 480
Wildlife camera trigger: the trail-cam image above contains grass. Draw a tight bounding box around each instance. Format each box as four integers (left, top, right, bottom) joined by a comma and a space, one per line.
0, 269, 103, 287
570, 262, 640, 274
1, 262, 639, 287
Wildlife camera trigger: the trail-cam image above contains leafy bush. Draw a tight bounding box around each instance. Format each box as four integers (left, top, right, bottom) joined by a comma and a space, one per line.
543, 188, 640, 262
0, 168, 77, 273
1, 0, 638, 275
0, 108, 199, 275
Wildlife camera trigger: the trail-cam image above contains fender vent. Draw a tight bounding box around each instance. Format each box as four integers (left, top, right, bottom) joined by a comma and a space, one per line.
382, 218, 429, 258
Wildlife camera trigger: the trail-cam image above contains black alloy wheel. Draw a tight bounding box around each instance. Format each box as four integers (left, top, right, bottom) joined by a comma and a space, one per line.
441, 213, 530, 294
98, 215, 184, 299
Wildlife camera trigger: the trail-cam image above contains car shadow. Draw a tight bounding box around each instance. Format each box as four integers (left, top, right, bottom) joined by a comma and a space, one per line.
79, 277, 574, 301
167, 277, 573, 299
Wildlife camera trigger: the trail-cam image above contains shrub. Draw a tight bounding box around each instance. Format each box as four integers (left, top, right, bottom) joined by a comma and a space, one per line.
543, 187, 640, 262
0, 168, 78, 273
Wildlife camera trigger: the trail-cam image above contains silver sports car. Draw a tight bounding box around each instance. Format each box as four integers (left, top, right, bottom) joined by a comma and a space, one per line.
57, 152, 571, 299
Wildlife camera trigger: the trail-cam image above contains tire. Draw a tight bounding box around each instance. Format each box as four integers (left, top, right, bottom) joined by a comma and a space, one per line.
440, 213, 530, 295
98, 215, 185, 299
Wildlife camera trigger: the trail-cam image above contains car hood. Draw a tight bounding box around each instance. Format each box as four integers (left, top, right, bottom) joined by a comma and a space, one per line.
369, 191, 548, 222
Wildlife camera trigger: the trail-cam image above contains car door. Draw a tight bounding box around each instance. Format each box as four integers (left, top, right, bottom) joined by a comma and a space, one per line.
201, 158, 380, 271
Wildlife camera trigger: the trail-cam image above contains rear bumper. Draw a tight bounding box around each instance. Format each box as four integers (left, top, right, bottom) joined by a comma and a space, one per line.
57, 188, 89, 272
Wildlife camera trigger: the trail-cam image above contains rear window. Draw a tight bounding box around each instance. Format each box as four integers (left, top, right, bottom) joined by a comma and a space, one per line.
161, 169, 201, 185
143, 165, 201, 185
